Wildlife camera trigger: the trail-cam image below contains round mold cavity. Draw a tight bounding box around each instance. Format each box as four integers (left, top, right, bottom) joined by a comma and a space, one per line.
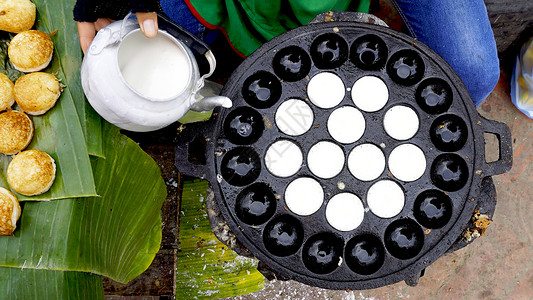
302, 232, 344, 274
223, 106, 264, 145
367, 180, 405, 218
413, 190, 453, 229
327, 106, 366, 144
263, 214, 304, 257
284, 177, 324, 216
325, 193, 365, 232
242, 71, 282, 109
275, 99, 314, 136
264, 140, 303, 177
386, 49, 425, 86
388, 143, 426, 182
383, 105, 419, 141
307, 72, 345, 109
430, 114, 468, 152
351, 76, 389, 112
350, 34, 388, 71
220, 147, 261, 186
310, 33, 349, 69
235, 182, 277, 226
345, 234, 385, 275
430, 153, 469, 192
307, 141, 345, 179
347, 143, 385, 181
273, 46, 311, 82
384, 218, 424, 260
416, 78, 453, 114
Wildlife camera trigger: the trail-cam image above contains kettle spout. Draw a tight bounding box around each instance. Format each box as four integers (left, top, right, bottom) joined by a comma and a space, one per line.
190, 96, 232, 112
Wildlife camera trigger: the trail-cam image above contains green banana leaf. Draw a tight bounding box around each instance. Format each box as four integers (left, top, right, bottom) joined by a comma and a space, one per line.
34, 0, 103, 157
0, 122, 167, 284
0, 267, 103, 300
0, 38, 97, 201
176, 179, 264, 299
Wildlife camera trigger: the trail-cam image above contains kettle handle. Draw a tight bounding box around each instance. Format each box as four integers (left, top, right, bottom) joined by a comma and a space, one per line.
157, 13, 213, 76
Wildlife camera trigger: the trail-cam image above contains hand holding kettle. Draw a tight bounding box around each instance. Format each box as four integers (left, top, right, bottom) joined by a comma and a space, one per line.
79, 13, 232, 132
77, 12, 159, 53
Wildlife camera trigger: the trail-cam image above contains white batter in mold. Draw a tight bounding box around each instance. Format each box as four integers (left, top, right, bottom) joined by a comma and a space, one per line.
351, 76, 388, 112
307, 141, 345, 179
326, 193, 365, 231
383, 105, 419, 140
265, 140, 303, 177
367, 180, 405, 218
307, 72, 345, 109
327, 106, 366, 144
347, 143, 385, 181
388, 143, 426, 182
275, 99, 314, 136
118, 30, 191, 101
284, 177, 324, 216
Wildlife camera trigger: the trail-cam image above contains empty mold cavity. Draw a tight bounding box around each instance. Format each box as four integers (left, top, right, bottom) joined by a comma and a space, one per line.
367, 180, 405, 218
430, 153, 469, 192
307, 72, 345, 109
310, 33, 349, 69
325, 193, 365, 231
384, 218, 424, 260
284, 177, 324, 216
307, 141, 345, 179
265, 140, 303, 177
347, 143, 385, 181
275, 99, 314, 136
383, 105, 419, 141
242, 71, 282, 109
351, 76, 389, 112
386, 49, 425, 86
350, 34, 388, 71
327, 106, 366, 144
302, 232, 344, 274
236, 182, 277, 225
273, 46, 311, 82
263, 215, 304, 257
388, 143, 426, 182
220, 147, 261, 186
415, 78, 453, 114
430, 114, 468, 152
413, 190, 453, 229
223, 106, 264, 145
345, 234, 385, 275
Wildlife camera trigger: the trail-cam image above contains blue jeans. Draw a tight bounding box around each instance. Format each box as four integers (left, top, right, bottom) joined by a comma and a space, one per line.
161, 0, 499, 106
391, 0, 500, 106
160, 0, 217, 43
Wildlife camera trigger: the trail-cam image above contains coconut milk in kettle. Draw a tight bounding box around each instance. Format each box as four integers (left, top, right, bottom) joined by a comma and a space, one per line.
81, 13, 231, 132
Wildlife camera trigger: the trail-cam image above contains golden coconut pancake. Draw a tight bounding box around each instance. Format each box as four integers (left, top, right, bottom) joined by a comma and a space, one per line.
14, 72, 61, 115
0, 187, 21, 235
8, 30, 53, 72
0, 73, 15, 111
0, 110, 34, 155
7, 149, 56, 196
0, 0, 36, 33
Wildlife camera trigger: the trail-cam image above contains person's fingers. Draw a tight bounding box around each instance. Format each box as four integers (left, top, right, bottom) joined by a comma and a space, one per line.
94, 18, 113, 31
136, 12, 158, 38
77, 21, 96, 54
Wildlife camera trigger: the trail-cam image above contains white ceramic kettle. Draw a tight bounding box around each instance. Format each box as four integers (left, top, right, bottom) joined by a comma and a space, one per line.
81, 13, 232, 132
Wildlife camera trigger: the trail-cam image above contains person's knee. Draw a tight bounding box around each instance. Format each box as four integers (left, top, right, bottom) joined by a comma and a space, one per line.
454, 51, 500, 107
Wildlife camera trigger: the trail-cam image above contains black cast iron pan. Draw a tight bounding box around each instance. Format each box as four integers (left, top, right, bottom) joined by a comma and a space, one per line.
175, 14, 512, 290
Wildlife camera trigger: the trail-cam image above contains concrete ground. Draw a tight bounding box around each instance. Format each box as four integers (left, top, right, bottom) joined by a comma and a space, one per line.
105, 2, 533, 299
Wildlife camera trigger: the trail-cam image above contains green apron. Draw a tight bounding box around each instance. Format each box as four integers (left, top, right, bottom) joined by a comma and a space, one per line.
185, 0, 369, 56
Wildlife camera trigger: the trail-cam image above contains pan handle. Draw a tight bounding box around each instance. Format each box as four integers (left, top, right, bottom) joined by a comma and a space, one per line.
478, 116, 513, 177
175, 117, 217, 179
